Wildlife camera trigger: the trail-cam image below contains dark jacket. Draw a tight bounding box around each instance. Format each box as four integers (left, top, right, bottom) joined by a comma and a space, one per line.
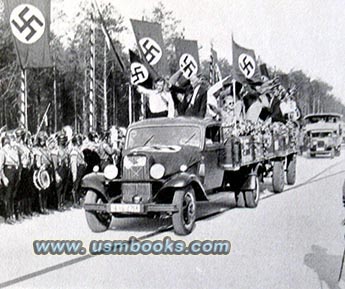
170, 81, 208, 118
271, 98, 286, 123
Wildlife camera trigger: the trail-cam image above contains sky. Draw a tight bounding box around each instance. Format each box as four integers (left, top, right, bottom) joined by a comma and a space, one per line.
51, 0, 345, 102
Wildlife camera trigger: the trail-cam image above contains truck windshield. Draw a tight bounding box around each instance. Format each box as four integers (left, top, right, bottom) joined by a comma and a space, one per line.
311, 132, 333, 138
126, 126, 201, 149
305, 115, 341, 124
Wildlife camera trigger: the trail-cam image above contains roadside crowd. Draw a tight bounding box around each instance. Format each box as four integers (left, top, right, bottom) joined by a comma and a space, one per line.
0, 127, 125, 225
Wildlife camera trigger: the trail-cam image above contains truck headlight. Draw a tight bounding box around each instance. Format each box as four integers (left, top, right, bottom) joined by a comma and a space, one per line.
104, 165, 118, 180
180, 164, 188, 172
150, 164, 165, 180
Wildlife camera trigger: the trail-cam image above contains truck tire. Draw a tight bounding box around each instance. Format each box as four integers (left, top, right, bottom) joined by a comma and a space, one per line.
335, 147, 341, 157
235, 191, 245, 208
84, 190, 111, 233
244, 175, 260, 208
307, 150, 315, 158
330, 149, 335, 159
172, 187, 196, 236
272, 161, 285, 193
286, 155, 297, 185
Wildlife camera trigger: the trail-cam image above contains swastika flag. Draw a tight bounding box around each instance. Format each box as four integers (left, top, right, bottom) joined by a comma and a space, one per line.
4, 0, 52, 68
129, 49, 153, 89
232, 38, 261, 83
130, 19, 169, 78
175, 39, 200, 80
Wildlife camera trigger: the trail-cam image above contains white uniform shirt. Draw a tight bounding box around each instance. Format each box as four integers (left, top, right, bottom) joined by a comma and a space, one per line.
137, 86, 175, 117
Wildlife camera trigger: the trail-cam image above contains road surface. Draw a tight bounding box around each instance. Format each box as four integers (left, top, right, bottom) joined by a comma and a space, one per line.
1, 152, 345, 289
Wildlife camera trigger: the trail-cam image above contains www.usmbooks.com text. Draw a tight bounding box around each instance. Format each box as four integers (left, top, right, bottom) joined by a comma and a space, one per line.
33, 237, 231, 256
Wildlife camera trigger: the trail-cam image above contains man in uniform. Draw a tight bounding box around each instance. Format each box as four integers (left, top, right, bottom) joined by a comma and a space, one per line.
70, 134, 87, 207
32, 132, 53, 214
51, 133, 70, 211
0, 134, 21, 224
97, 131, 118, 171
82, 131, 100, 175
15, 128, 34, 221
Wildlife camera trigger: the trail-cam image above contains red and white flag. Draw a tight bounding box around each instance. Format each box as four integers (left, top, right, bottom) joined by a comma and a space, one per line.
130, 19, 169, 79
175, 39, 200, 80
129, 49, 153, 89
4, 0, 52, 68
232, 38, 261, 83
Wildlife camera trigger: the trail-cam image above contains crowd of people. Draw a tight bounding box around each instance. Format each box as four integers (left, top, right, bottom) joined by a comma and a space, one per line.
135, 69, 301, 130
0, 127, 125, 225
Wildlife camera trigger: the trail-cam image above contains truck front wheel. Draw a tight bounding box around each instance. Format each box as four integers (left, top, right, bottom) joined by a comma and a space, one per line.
84, 190, 112, 233
172, 187, 196, 236
235, 191, 245, 208
335, 147, 341, 157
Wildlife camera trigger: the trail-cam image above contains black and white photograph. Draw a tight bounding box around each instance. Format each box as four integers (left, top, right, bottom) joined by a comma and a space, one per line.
0, 0, 344, 288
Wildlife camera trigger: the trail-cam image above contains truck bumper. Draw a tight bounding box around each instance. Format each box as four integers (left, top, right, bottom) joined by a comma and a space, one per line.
84, 203, 178, 214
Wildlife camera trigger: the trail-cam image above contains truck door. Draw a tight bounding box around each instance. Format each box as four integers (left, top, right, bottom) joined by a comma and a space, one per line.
203, 125, 224, 191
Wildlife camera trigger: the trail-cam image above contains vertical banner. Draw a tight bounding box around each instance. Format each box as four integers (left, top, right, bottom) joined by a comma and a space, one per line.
4, 0, 52, 68
232, 38, 261, 83
175, 39, 200, 80
130, 19, 169, 78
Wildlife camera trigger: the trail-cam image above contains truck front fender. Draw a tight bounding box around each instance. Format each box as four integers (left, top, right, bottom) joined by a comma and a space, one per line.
162, 173, 208, 201
81, 173, 107, 199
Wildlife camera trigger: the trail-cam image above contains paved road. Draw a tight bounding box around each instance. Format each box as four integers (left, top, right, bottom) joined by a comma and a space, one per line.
1, 153, 345, 289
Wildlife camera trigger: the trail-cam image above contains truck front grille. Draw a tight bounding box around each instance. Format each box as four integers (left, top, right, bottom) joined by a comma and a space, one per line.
123, 155, 150, 180
122, 183, 152, 204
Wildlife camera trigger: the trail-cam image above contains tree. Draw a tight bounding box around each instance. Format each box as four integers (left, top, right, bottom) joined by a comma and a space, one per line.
51, 0, 129, 131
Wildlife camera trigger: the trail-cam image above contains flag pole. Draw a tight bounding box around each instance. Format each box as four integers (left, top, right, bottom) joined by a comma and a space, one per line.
53, 57, 57, 132
103, 39, 108, 131
24, 69, 28, 129
233, 79, 237, 104
210, 43, 214, 86
19, 68, 26, 129
89, 10, 96, 132
83, 55, 88, 134
128, 83, 133, 124
35, 103, 51, 143
140, 94, 146, 120
232, 78, 239, 126
71, 64, 78, 132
